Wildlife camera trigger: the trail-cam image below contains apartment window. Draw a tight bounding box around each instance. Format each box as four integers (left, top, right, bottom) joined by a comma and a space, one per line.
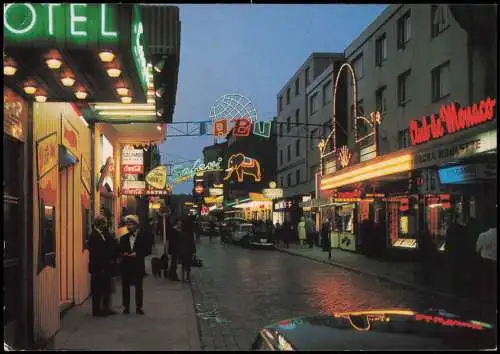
296, 139, 300, 157
287, 173, 292, 187
375, 86, 387, 114
287, 145, 291, 162
295, 78, 300, 96
398, 128, 410, 149
323, 80, 332, 106
432, 61, 450, 102
305, 67, 310, 87
375, 33, 388, 67
398, 70, 411, 106
296, 170, 300, 185
286, 117, 291, 132
286, 88, 291, 105
310, 128, 318, 149
397, 10, 412, 49
280, 150, 283, 165
295, 109, 300, 126
279, 96, 283, 113
352, 54, 364, 80
279, 122, 284, 137
310, 93, 318, 115
431, 5, 450, 38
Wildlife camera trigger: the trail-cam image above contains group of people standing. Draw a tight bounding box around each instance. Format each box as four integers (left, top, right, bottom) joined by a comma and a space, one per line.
165, 215, 197, 282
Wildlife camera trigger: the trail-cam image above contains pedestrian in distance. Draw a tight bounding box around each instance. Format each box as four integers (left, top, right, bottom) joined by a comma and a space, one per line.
298, 217, 307, 247
88, 215, 117, 317
179, 216, 197, 282
167, 217, 182, 281
321, 218, 332, 259
282, 220, 291, 249
119, 215, 148, 315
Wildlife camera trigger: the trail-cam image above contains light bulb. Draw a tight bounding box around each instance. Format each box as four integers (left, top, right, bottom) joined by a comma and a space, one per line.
147, 97, 155, 104
75, 90, 88, 99
116, 87, 129, 96
46, 58, 62, 70
35, 95, 47, 103
24, 85, 37, 95
98, 51, 115, 63
106, 68, 121, 78
121, 96, 132, 104
4, 65, 17, 76
61, 76, 76, 87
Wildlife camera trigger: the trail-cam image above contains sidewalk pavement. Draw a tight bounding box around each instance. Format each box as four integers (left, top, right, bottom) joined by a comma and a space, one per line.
275, 244, 464, 301
53, 252, 201, 351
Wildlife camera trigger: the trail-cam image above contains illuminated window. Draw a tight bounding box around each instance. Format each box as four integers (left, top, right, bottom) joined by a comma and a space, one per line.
287, 117, 291, 132
375, 86, 387, 114
397, 10, 412, 50
296, 139, 300, 157
295, 78, 300, 96
287, 173, 292, 187
286, 88, 291, 105
432, 61, 450, 102
296, 169, 300, 184
279, 96, 283, 113
323, 80, 332, 106
305, 67, 310, 86
398, 69, 411, 106
352, 54, 364, 80
295, 109, 300, 126
310, 93, 318, 115
431, 5, 450, 38
375, 33, 387, 67
287, 145, 291, 162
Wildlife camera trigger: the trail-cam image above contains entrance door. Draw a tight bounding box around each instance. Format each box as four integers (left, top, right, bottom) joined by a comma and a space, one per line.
58, 166, 75, 308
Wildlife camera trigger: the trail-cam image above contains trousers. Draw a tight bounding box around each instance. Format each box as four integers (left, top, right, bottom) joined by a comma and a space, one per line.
122, 274, 143, 310
91, 271, 112, 314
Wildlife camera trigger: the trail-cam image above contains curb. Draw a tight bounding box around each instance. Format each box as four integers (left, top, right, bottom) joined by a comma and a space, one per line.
275, 248, 472, 302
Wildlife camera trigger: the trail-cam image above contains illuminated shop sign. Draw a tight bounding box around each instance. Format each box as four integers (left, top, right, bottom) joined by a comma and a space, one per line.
122, 180, 145, 195
171, 157, 223, 184
338, 146, 352, 168
414, 129, 497, 169
409, 97, 496, 146
263, 188, 284, 199
224, 153, 262, 183
209, 188, 223, 196
414, 314, 486, 331
146, 165, 168, 189
438, 163, 497, 184
275, 201, 293, 210
4, 4, 118, 46
212, 118, 272, 139
122, 146, 144, 174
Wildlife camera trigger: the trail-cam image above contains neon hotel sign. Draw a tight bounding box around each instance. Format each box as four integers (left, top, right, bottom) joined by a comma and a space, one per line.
409, 97, 496, 146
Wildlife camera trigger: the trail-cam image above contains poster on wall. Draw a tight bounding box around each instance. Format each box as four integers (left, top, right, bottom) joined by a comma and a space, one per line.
122, 146, 144, 174
81, 155, 91, 193
122, 180, 146, 195
3, 87, 27, 142
36, 132, 58, 180
61, 117, 79, 158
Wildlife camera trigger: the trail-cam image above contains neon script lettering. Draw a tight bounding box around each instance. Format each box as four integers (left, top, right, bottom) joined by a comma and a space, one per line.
409, 97, 496, 146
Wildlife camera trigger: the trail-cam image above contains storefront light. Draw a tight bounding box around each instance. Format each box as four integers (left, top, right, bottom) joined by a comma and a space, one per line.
61, 76, 76, 87
156, 125, 162, 131
98, 51, 115, 63
106, 68, 121, 78
46, 58, 62, 70
23, 85, 37, 95
4, 64, 17, 76
147, 97, 155, 104
121, 96, 132, 104
75, 90, 88, 99
147, 89, 154, 97
116, 87, 129, 96
35, 94, 47, 103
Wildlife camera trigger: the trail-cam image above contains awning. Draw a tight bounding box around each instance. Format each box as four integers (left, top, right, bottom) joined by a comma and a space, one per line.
234, 200, 273, 209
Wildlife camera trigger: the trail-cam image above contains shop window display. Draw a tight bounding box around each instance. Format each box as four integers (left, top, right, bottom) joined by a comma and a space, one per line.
425, 194, 452, 252
387, 196, 418, 249
338, 204, 357, 251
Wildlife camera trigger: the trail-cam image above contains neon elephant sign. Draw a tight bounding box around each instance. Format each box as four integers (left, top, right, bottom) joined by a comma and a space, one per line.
224, 153, 262, 183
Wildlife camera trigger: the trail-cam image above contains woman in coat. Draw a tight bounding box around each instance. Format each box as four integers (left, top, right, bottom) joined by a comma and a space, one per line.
298, 217, 307, 247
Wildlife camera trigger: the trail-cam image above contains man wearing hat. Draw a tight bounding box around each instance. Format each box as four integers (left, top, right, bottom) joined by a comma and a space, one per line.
118, 214, 148, 315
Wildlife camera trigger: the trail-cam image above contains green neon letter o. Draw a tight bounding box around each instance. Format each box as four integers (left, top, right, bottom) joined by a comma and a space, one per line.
4, 3, 36, 35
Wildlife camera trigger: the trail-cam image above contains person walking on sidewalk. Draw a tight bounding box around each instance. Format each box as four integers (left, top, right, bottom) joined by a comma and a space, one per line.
305, 217, 315, 248
298, 217, 307, 247
282, 220, 291, 249
179, 216, 197, 282
321, 218, 332, 259
167, 218, 182, 281
88, 215, 116, 317
119, 215, 148, 315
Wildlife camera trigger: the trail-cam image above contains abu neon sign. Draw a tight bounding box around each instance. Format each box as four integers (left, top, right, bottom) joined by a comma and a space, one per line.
409, 97, 496, 146
4, 4, 118, 41
171, 158, 223, 184
212, 118, 273, 139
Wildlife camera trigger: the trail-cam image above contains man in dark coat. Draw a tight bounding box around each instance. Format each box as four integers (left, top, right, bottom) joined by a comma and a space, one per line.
119, 215, 148, 315
167, 218, 181, 281
179, 216, 197, 282
88, 215, 117, 317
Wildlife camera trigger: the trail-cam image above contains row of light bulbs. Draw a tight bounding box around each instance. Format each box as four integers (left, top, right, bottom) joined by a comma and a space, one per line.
98, 51, 132, 104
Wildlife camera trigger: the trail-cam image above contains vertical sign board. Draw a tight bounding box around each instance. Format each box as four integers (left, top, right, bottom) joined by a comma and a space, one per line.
121, 147, 144, 174
131, 5, 148, 93
3, 4, 119, 49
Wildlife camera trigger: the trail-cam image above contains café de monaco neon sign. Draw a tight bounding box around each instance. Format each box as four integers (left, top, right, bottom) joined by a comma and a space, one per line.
171, 158, 223, 185
409, 97, 496, 146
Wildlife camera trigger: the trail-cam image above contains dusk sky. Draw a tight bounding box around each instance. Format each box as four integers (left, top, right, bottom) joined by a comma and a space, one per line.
161, 4, 387, 194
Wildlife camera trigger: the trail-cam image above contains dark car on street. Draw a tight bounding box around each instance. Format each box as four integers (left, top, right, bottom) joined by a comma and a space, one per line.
251, 309, 496, 350
247, 222, 274, 249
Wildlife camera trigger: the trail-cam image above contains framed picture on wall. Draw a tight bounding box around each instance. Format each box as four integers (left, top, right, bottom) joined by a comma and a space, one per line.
36, 132, 58, 181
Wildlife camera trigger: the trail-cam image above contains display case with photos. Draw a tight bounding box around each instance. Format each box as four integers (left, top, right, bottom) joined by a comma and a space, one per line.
387, 195, 419, 249
38, 199, 56, 273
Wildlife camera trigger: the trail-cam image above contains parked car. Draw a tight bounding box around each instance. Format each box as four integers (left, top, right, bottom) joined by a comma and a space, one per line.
248, 222, 274, 249
230, 223, 254, 244
221, 217, 248, 243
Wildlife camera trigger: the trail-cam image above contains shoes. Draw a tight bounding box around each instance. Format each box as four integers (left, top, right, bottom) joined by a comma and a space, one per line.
123, 308, 130, 314
136, 308, 145, 315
